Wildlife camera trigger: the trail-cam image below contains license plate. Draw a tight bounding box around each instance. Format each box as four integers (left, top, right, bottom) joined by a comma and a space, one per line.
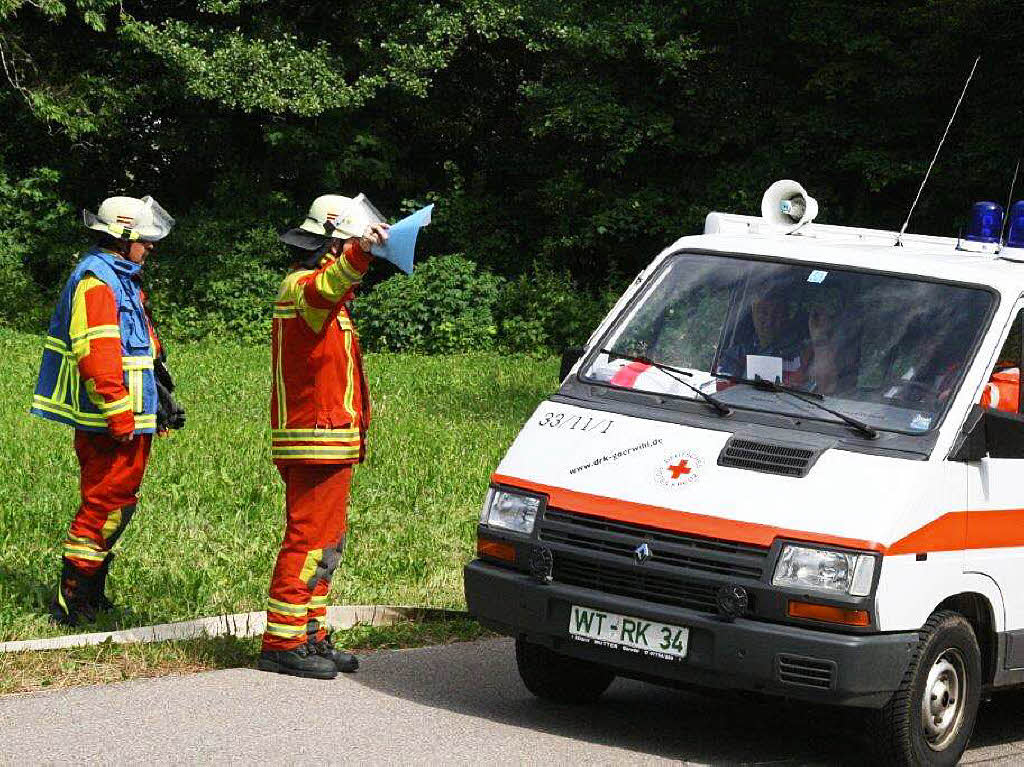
568, 604, 689, 660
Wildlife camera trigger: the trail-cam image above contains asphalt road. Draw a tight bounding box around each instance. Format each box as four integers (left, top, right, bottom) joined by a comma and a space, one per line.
4, 638, 1024, 765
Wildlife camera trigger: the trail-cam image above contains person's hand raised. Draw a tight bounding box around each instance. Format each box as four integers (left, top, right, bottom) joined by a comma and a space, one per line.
359, 223, 390, 252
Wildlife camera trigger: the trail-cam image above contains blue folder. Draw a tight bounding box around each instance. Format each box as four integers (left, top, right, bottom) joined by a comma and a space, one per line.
371, 204, 433, 274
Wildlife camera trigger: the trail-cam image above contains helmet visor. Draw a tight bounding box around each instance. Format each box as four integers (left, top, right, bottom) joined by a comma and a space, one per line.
328, 193, 386, 239
82, 207, 110, 232
136, 196, 175, 241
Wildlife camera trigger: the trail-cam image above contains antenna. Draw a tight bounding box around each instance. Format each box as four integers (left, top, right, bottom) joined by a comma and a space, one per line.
998, 140, 1023, 249
896, 56, 981, 247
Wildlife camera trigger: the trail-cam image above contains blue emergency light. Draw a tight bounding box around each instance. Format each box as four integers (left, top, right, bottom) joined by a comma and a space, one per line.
965, 201, 1004, 243
1006, 200, 1024, 249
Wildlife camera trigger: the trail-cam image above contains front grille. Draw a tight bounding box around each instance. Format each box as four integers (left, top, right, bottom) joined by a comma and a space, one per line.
540, 508, 768, 581
776, 654, 836, 690
553, 553, 724, 613
539, 507, 769, 614
718, 437, 820, 477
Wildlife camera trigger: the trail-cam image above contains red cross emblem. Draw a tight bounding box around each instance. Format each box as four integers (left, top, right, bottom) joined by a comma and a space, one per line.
668, 459, 690, 479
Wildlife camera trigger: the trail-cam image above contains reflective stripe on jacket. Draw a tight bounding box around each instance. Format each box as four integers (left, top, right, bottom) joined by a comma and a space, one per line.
271, 242, 372, 465
31, 249, 158, 434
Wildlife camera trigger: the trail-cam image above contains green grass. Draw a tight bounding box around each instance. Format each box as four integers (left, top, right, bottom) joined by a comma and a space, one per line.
0, 328, 556, 642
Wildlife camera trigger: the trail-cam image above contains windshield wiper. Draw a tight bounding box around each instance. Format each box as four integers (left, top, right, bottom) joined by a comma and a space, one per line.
716, 373, 879, 440
600, 349, 732, 417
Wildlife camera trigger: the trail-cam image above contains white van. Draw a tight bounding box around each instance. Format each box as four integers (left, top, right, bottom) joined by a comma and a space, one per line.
464, 182, 1024, 766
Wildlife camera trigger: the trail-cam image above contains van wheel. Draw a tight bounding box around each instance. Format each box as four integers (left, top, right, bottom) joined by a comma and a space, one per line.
515, 637, 615, 703
874, 610, 982, 766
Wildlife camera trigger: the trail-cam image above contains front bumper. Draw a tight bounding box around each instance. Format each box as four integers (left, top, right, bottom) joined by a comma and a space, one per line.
465, 560, 916, 708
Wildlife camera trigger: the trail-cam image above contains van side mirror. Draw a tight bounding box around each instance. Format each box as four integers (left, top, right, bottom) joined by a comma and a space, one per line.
951, 405, 1024, 461
560, 346, 585, 382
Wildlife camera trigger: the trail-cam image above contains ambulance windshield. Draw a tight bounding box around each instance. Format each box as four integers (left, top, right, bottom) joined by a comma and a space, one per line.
584, 253, 994, 435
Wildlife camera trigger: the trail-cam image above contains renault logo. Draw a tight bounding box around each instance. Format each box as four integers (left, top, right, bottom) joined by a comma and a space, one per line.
634, 542, 652, 563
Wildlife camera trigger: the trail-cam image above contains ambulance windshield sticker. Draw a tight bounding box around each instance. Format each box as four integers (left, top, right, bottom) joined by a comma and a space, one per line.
654, 450, 703, 487
909, 413, 932, 431
807, 270, 828, 283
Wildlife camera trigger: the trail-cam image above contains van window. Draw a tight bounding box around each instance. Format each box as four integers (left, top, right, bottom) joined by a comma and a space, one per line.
584, 252, 994, 435
979, 310, 1022, 414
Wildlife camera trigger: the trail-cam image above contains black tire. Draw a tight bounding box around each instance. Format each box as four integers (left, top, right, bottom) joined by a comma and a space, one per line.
515, 637, 615, 704
873, 610, 982, 766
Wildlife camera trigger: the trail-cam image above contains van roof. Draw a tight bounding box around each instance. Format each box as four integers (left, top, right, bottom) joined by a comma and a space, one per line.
664, 212, 1024, 297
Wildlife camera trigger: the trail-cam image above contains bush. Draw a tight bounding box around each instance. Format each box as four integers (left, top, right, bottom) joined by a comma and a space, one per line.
0, 231, 45, 332
144, 177, 294, 344
0, 164, 623, 355
495, 266, 618, 354
354, 254, 501, 353
0, 167, 78, 332
147, 220, 282, 345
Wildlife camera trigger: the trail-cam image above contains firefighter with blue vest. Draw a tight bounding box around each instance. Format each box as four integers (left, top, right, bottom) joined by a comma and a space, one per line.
31, 195, 178, 626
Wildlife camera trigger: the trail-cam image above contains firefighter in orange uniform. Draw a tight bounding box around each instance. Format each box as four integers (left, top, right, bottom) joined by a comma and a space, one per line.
980, 366, 1021, 413
31, 196, 177, 625
258, 195, 388, 679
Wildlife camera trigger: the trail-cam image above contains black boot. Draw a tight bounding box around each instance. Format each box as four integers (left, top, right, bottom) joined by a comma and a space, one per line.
90, 555, 116, 611
311, 631, 359, 673
50, 557, 101, 627
258, 643, 338, 680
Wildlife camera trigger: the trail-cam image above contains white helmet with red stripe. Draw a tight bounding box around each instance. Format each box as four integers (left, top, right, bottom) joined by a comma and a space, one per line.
299, 193, 385, 239
83, 196, 175, 242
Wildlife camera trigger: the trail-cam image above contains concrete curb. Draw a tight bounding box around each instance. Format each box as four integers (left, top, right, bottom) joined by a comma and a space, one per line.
0, 606, 469, 654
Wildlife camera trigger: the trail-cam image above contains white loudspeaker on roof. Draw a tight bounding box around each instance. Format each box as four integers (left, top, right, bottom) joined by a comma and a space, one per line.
761, 179, 819, 234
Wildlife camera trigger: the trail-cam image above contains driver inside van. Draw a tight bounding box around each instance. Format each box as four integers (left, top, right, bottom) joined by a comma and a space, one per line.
716, 283, 803, 383
803, 288, 858, 395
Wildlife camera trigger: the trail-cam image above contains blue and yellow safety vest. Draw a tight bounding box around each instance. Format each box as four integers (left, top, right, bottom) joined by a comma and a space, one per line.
31, 249, 158, 434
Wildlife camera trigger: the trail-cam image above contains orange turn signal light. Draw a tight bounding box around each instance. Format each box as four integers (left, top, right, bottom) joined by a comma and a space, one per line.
788, 600, 870, 627
477, 536, 516, 564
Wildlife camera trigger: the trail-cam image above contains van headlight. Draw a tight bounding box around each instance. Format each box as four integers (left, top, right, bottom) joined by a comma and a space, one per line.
480, 488, 542, 534
772, 544, 876, 597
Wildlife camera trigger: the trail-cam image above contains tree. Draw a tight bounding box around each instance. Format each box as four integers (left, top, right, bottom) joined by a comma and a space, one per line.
2, 1, 1023, 343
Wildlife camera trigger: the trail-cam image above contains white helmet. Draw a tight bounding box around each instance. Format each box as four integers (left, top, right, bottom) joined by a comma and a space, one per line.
299, 193, 385, 239
83, 195, 175, 242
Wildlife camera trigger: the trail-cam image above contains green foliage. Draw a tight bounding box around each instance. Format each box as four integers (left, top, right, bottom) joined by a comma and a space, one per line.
120, 20, 386, 115
495, 266, 618, 353
0, 167, 77, 330
4, 0, 1024, 346
355, 257, 616, 355
146, 211, 284, 345
355, 254, 501, 353
0, 230, 41, 329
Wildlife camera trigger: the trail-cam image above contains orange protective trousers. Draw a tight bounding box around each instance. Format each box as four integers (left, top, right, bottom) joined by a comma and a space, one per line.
262, 464, 351, 651
64, 430, 152, 574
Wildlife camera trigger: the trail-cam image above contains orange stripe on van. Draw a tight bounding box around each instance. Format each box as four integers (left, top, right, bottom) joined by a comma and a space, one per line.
888, 509, 1024, 554
494, 473, 1024, 555
886, 512, 965, 555
966, 509, 1024, 549
491, 474, 886, 552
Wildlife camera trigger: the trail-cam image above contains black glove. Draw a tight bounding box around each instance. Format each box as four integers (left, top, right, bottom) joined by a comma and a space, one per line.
154, 355, 186, 431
